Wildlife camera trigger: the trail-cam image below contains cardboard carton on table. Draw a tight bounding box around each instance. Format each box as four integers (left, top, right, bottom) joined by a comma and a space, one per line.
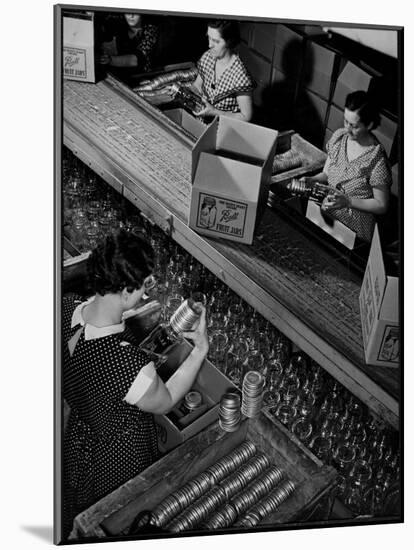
359, 225, 399, 367
189, 117, 278, 245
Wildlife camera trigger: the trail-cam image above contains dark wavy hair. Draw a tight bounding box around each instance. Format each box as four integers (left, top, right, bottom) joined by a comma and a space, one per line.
86, 229, 154, 296
345, 91, 381, 130
207, 20, 241, 50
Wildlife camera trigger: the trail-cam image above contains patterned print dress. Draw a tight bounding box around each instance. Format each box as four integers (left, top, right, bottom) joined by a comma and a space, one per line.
326, 128, 392, 242
62, 294, 159, 537
116, 24, 159, 72
197, 50, 254, 112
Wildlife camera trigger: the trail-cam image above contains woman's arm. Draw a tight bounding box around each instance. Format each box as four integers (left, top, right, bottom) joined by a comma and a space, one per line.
302, 157, 330, 184
322, 186, 390, 215
107, 53, 139, 68
195, 94, 253, 122
133, 306, 209, 415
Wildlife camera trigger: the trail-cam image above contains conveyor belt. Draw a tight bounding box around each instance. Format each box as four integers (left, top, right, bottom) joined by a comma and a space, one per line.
63, 77, 399, 427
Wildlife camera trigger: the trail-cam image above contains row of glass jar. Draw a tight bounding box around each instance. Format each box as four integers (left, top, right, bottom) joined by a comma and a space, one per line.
63, 147, 400, 519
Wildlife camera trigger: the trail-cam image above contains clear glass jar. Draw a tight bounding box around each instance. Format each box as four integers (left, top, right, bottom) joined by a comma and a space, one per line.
291, 417, 313, 445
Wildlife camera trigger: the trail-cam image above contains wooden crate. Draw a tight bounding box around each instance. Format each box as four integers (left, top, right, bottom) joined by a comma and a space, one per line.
70, 412, 337, 540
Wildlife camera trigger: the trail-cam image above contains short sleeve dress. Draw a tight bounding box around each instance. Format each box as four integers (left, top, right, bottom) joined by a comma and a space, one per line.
62, 294, 159, 537
197, 50, 254, 113
326, 128, 392, 242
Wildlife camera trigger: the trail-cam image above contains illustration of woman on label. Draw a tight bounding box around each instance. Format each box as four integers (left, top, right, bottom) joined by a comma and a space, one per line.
199, 197, 217, 228
380, 327, 399, 362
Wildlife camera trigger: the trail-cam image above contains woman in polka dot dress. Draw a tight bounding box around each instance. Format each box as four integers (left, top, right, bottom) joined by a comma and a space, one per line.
301, 90, 392, 242
61, 229, 208, 538
190, 20, 254, 122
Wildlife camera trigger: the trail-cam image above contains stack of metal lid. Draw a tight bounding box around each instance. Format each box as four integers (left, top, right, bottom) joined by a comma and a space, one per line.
151, 471, 211, 527
206, 441, 257, 485
220, 454, 271, 500
239, 480, 296, 527
167, 486, 227, 533
242, 371, 265, 418
236, 479, 297, 528
218, 392, 242, 432
184, 390, 203, 412
169, 299, 200, 335
230, 465, 286, 518
202, 502, 238, 530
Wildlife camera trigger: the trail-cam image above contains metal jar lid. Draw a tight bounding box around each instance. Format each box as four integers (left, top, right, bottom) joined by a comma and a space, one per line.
184, 390, 203, 410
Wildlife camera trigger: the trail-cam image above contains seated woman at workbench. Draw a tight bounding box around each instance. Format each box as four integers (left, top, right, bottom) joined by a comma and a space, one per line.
302, 91, 392, 242
62, 229, 208, 537
191, 19, 254, 122
98, 13, 160, 73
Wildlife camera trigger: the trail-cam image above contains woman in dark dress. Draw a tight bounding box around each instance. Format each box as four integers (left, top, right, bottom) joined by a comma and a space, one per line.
99, 13, 159, 72
62, 229, 208, 538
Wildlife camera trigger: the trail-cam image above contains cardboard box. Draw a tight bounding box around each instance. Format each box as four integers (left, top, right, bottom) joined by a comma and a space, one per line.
359, 225, 399, 367
303, 41, 336, 100
273, 25, 304, 72
238, 43, 272, 85
189, 117, 278, 244
155, 339, 237, 452
332, 61, 372, 108
251, 22, 279, 61
163, 108, 207, 139
306, 200, 356, 250
327, 104, 344, 132
63, 13, 96, 83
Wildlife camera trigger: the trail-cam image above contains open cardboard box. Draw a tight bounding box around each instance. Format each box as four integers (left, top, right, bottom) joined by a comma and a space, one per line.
189, 117, 278, 245
163, 107, 207, 140
359, 225, 399, 367
155, 339, 238, 452
63, 13, 96, 83
305, 200, 357, 250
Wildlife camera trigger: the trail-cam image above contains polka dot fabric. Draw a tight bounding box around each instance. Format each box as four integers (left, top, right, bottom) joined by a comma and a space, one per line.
197, 50, 254, 112
326, 128, 392, 242
62, 294, 159, 537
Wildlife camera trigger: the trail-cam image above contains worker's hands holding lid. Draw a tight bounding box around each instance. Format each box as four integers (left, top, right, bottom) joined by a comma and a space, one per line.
193, 98, 217, 118
181, 304, 209, 357
321, 190, 351, 211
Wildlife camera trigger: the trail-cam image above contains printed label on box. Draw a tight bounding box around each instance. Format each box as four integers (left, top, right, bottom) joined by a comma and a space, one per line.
196, 193, 248, 239
63, 46, 87, 79
378, 325, 399, 363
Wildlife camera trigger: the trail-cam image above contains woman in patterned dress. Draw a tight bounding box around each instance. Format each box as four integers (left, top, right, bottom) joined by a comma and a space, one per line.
99, 13, 159, 72
190, 20, 254, 122
62, 229, 208, 538
301, 91, 392, 242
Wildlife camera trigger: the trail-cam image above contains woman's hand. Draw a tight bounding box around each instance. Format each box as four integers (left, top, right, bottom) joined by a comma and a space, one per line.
194, 98, 217, 118
182, 305, 209, 356
99, 53, 112, 65
321, 190, 351, 211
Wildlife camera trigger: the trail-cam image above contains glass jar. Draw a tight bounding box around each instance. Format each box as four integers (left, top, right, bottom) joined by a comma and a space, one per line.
291, 417, 313, 445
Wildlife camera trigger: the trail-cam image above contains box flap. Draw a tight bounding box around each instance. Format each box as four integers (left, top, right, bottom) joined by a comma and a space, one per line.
306, 201, 356, 249
380, 276, 399, 322
194, 152, 262, 202
63, 14, 94, 46
191, 117, 219, 182
368, 225, 387, 313
216, 117, 278, 162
